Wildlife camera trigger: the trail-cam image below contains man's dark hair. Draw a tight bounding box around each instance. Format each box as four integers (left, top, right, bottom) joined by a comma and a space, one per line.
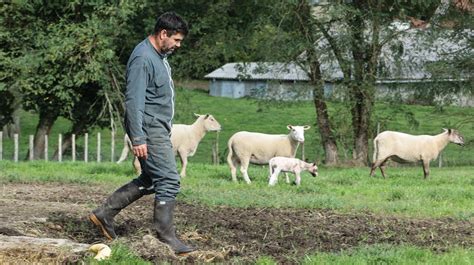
154, 12, 188, 36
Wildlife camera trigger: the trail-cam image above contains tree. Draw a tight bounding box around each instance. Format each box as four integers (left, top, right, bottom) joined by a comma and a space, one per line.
131, 0, 277, 79
2, 1, 136, 159
247, 0, 470, 165
0, 2, 32, 135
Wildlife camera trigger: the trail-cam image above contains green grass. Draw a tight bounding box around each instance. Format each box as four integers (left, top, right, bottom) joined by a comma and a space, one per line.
1, 86, 472, 263
81, 243, 474, 265
84, 243, 152, 265
1, 160, 472, 263
301, 245, 474, 265
1, 87, 473, 165
183, 163, 474, 219
1, 161, 473, 219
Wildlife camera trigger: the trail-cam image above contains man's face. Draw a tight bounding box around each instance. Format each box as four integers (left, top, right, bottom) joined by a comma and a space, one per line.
160, 30, 185, 55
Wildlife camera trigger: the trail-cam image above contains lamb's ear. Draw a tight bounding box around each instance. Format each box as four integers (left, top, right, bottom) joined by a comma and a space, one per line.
303, 125, 311, 130
194, 113, 201, 117
287, 125, 293, 130
205, 114, 210, 119
448, 128, 452, 134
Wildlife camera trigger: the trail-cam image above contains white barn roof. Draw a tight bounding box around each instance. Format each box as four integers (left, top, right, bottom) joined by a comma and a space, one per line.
205, 62, 310, 81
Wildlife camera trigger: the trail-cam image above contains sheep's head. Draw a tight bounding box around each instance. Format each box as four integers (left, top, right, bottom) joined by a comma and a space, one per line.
195, 113, 222, 132
287, 125, 310, 143
444, 128, 465, 146
309, 162, 318, 177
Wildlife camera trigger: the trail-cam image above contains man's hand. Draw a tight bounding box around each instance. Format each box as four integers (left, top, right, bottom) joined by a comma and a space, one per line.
133, 144, 148, 159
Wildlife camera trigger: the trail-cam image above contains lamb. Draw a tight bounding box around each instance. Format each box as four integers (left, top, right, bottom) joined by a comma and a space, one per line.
370, 128, 464, 179
117, 113, 221, 177
268, 157, 318, 186
227, 125, 310, 184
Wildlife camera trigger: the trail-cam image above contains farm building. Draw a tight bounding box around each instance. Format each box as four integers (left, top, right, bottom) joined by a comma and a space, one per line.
204, 27, 473, 106
204, 62, 334, 101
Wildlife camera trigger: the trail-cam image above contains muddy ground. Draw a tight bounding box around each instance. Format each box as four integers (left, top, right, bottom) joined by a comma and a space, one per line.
0, 182, 472, 263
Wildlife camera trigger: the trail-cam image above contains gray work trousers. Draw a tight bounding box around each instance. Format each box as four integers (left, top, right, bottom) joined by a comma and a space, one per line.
130, 122, 180, 201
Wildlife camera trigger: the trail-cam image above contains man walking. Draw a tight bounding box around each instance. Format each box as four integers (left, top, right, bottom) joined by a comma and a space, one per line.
89, 12, 194, 255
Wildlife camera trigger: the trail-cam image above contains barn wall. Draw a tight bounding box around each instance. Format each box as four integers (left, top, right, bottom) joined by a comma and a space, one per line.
208, 79, 473, 106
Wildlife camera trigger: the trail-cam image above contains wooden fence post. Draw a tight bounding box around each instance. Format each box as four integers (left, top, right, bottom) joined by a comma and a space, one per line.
111, 131, 115, 162
58, 134, 62, 162
44, 135, 48, 161
14, 133, 18, 162
29, 135, 34, 161
72, 134, 76, 162
84, 133, 88, 162
97, 132, 101, 162
0, 131, 3, 161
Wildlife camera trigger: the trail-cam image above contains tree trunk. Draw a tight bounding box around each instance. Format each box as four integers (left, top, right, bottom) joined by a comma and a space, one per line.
349, 3, 373, 166
351, 86, 372, 165
310, 60, 338, 165
27, 110, 58, 160
313, 83, 339, 165
2, 109, 20, 138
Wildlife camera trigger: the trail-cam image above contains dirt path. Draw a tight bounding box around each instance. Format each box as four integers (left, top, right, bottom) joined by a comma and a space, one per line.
0, 182, 472, 263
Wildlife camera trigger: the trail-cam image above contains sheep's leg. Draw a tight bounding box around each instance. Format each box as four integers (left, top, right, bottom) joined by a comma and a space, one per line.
422, 160, 430, 179
240, 160, 252, 184
380, 161, 388, 179
269, 168, 281, 186
228, 155, 239, 182
370, 159, 384, 177
116, 145, 129, 164
295, 172, 301, 186
117, 135, 132, 164
178, 151, 188, 177
268, 164, 273, 180
133, 156, 142, 175
285, 173, 290, 184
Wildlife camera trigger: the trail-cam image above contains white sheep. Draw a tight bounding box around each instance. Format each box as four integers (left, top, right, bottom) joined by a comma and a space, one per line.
117, 134, 142, 175
370, 128, 464, 179
172, 113, 221, 177
227, 125, 310, 184
117, 113, 221, 177
268, 156, 318, 186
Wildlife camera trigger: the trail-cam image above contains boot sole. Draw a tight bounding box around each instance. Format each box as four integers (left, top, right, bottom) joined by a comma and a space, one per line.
177, 251, 195, 257
89, 213, 114, 241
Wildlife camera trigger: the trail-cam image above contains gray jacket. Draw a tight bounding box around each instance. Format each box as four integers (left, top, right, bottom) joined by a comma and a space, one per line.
124, 38, 175, 145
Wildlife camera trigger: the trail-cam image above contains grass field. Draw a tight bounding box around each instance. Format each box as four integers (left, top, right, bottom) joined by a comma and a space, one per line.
0, 87, 472, 263
1, 160, 473, 263
2, 161, 473, 219
1, 87, 473, 165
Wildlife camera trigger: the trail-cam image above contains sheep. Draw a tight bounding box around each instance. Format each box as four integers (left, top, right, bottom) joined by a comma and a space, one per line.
117, 113, 221, 177
370, 128, 464, 179
172, 113, 221, 177
117, 134, 142, 175
227, 125, 310, 184
268, 156, 318, 186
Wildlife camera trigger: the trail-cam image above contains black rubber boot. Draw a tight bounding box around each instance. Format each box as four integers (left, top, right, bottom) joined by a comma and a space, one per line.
89, 182, 145, 240
153, 200, 195, 255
